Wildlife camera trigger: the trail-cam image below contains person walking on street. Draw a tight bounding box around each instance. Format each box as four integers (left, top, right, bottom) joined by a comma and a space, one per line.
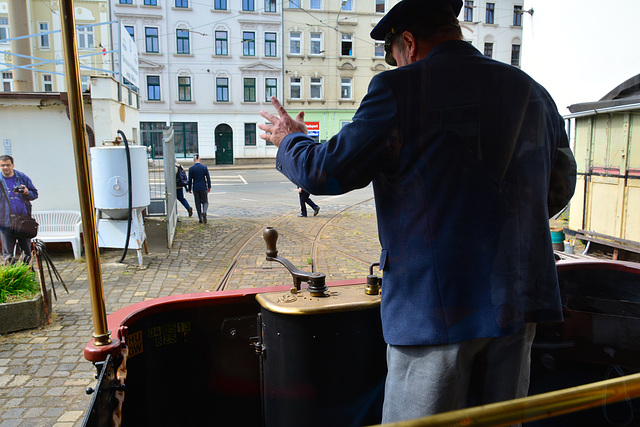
175, 163, 193, 217
187, 154, 211, 224
298, 187, 320, 217
258, 0, 576, 422
0, 155, 38, 264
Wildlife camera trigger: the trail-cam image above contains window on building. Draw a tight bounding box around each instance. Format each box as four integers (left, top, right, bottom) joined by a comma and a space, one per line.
214, 0, 227, 9
178, 76, 191, 101
265, 78, 277, 101
464, 1, 473, 22
38, 22, 50, 49
265, 0, 277, 12
216, 77, 229, 102
141, 122, 166, 158
242, 0, 255, 11
340, 78, 352, 99
145, 27, 159, 53
290, 77, 301, 99
144, 0, 158, 5
486, 3, 494, 24
175, 0, 188, 7
119, 0, 132, 4
147, 75, 161, 100
341, 34, 353, 56
310, 0, 321, 10
289, 0, 300, 8
245, 123, 257, 146
484, 42, 493, 58
2, 72, 12, 91
177, 29, 190, 54
342, 0, 353, 11
375, 0, 384, 13
265, 32, 277, 57
243, 31, 255, 56
244, 78, 256, 102
215, 31, 228, 55
77, 25, 94, 49
513, 5, 523, 26
172, 122, 198, 158
374, 42, 384, 57
125, 25, 135, 41
310, 32, 322, 55
43, 74, 53, 92
81, 76, 90, 92
310, 77, 322, 99
511, 44, 521, 67
290, 32, 301, 55
0, 18, 8, 44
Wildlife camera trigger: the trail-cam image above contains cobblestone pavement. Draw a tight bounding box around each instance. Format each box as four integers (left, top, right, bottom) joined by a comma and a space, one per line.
0, 188, 380, 426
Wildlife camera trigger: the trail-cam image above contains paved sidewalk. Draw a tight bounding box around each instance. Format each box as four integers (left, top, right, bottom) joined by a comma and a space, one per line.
0, 200, 380, 426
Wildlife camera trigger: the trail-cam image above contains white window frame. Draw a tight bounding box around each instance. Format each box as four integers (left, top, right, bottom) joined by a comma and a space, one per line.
42, 74, 53, 92
374, 41, 384, 58
310, 77, 322, 100
342, 0, 353, 11
290, 31, 301, 55
309, 0, 321, 10
2, 72, 13, 92
77, 25, 94, 50
340, 78, 352, 100
341, 33, 353, 57
310, 32, 322, 55
290, 77, 302, 99
0, 18, 10, 44
375, 0, 385, 13
38, 22, 50, 49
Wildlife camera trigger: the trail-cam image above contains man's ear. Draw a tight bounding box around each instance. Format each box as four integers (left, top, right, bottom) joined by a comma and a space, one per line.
401, 31, 417, 60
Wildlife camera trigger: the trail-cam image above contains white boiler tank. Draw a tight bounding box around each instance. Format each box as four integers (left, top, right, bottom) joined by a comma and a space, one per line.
90, 145, 150, 219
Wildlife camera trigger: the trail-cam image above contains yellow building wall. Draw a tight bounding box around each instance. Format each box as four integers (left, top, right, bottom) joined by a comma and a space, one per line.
569, 111, 640, 244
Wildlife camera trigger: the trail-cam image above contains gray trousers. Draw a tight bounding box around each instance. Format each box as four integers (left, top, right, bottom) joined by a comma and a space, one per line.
193, 189, 209, 220
382, 323, 536, 424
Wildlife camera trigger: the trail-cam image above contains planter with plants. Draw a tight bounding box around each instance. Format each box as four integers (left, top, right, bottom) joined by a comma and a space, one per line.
0, 261, 51, 334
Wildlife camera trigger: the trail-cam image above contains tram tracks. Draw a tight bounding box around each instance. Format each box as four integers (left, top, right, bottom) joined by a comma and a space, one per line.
214, 197, 377, 291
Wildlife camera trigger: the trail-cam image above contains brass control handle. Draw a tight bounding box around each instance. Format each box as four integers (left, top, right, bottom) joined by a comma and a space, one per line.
263, 227, 328, 296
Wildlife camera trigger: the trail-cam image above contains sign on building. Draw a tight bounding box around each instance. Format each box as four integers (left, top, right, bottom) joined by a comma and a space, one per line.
306, 122, 320, 137
120, 22, 139, 88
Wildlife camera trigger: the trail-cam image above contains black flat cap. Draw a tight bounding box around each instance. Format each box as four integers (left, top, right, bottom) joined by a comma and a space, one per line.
370, 0, 463, 41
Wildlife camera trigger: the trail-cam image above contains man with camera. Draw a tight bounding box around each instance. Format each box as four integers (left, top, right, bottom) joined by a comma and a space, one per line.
0, 155, 38, 264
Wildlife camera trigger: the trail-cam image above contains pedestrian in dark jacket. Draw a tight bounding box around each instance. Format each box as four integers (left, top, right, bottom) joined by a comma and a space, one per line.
0, 155, 38, 264
187, 155, 211, 223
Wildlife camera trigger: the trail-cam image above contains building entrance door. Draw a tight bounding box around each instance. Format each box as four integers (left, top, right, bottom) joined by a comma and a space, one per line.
215, 124, 233, 165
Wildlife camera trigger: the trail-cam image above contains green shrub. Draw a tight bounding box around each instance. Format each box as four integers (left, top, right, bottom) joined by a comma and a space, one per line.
0, 261, 39, 304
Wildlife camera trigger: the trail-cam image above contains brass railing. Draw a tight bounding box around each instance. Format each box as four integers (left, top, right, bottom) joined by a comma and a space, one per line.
375, 372, 640, 426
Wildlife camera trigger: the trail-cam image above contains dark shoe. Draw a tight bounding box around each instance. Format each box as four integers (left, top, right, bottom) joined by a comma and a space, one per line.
203, 213, 207, 224
313, 206, 320, 216
199, 220, 203, 223
188, 207, 193, 217
298, 214, 307, 217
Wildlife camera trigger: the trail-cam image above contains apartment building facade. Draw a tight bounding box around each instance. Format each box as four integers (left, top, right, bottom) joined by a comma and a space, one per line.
282, 0, 524, 143
0, 0, 111, 93
112, 0, 283, 163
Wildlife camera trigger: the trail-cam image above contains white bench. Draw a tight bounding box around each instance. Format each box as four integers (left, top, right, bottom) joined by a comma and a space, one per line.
32, 211, 83, 259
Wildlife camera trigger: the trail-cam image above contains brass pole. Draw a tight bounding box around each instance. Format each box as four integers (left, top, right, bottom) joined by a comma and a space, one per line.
374, 372, 640, 427
58, 0, 111, 346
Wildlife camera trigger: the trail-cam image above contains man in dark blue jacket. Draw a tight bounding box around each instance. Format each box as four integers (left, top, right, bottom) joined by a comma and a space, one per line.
187, 154, 211, 223
259, 0, 576, 422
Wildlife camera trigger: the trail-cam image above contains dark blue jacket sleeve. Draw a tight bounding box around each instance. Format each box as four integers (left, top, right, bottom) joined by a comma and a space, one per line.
276, 73, 399, 195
